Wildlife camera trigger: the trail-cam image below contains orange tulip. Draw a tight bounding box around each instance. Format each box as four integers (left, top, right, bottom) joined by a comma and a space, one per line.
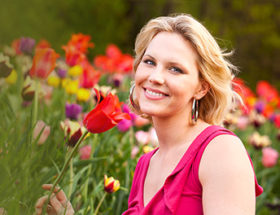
30, 48, 59, 79
83, 88, 131, 133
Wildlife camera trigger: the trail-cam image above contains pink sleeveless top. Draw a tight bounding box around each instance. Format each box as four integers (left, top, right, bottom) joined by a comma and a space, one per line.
122, 125, 263, 215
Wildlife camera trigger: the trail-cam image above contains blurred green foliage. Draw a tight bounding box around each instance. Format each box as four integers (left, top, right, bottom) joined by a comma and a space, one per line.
1, 0, 279, 89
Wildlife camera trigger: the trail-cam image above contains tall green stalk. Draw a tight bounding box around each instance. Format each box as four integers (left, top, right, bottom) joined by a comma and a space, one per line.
48, 131, 89, 200
93, 193, 107, 215
68, 154, 74, 199
32, 79, 39, 128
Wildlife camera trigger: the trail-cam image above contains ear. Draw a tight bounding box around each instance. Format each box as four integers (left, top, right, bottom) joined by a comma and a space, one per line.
195, 80, 210, 100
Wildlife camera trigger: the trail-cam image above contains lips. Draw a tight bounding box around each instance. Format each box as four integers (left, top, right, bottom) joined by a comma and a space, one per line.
143, 87, 169, 99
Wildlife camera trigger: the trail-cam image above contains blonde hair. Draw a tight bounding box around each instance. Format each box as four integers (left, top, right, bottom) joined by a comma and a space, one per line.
131, 13, 241, 125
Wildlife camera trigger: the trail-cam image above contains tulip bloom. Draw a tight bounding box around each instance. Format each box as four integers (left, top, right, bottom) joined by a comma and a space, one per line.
135, 130, 150, 145
104, 175, 120, 193
19, 37, 35, 54
33, 120, 50, 145
262, 147, 279, 168
30, 48, 59, 79
83, 88, 130, 133
60, 120, 87, 147
79, 145, 92, 160
65, 103, 82, 120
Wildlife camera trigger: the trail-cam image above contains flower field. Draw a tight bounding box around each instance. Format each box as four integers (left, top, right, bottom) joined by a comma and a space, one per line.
0, 34, 279, 215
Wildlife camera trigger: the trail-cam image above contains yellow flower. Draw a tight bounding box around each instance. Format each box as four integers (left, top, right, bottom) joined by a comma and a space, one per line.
47, 76, 60, 87
104, 175, 120, 193
5, 69, 17, 84
143, 145, 154, 154
68, 65, 83, 77
64, 79, 79, 94
77, 88, 91, 102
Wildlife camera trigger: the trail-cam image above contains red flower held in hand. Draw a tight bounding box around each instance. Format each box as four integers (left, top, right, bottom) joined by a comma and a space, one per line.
30, 48, 59, 79
83, 88, 131, 133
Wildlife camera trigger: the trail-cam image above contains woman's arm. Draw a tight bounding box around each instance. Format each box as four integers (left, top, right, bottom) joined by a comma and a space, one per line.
199, 134, 256, 215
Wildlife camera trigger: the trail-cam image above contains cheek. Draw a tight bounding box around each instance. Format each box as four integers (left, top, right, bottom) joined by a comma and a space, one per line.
134, 65, 147, 86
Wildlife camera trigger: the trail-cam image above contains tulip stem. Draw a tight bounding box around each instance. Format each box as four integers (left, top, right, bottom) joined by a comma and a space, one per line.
32, 79, 39, 128
93, 192, 107, 215
48, 131, 89, 202
68, 152, 74, 199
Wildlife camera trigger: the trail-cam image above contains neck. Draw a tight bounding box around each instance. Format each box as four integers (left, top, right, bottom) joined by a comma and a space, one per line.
152, 111, 199, 151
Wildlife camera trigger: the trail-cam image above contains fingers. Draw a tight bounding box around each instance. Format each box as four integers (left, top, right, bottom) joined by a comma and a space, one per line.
49, 194, 64, 214
42, 184, 68, 206
38, 184, 74, 215
35, 195, 48, 215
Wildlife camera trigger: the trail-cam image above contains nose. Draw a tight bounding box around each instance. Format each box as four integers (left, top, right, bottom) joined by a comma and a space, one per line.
148, 65, 165, 85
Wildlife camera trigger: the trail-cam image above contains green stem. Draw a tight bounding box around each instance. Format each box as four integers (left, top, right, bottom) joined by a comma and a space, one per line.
68, 154, 74, 199
93, 193, 107, 215
48, 131, 89, 200
32, 79, 39, 127
82, 133, 97, 201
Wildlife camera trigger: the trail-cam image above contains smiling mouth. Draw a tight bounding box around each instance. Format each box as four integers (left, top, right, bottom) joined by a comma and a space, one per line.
144, 87, 169, 98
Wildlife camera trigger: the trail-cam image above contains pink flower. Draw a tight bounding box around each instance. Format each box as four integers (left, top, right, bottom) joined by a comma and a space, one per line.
236, 116, 249, 130
135, 130, 150, 145
117, 119, 133, 132
262, 147, 279, 168
79, 145, 92, 160
33, 120, 50, 145
131, 146, 139, 159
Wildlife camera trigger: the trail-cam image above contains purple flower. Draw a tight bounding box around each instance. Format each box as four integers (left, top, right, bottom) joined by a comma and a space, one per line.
269, 113, 276, 122
57, 68, 67, 78
19, 37, 35, 54
254, 101, 265, 114
65, 103, 82, 120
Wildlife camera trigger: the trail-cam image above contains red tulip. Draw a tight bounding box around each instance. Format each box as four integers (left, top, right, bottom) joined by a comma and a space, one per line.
62, 45, 86, 66
67, 33, 94, 53
257, 81, 279, 103
30, 48, 59, 79
106, 44, 122, 59
83, 88, 131, 133
79, 61, 101, 88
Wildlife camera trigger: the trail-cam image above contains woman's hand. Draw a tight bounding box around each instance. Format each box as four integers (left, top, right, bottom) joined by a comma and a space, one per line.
35, 184, 74, 215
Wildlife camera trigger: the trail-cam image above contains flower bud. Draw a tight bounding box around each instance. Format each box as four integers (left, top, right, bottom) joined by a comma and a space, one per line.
104, 175, 120, 193
21, 77, 36, 101
0, 53, 13, 78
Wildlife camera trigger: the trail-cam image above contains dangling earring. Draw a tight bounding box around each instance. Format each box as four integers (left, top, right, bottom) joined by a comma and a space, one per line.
129, 83, 139, 110
191, 98, 199, 124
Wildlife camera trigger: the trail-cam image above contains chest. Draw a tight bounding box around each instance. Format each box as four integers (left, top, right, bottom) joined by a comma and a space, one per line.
143, 156, 180, 207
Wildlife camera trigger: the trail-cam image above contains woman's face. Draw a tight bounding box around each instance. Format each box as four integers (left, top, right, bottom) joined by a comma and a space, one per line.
135, 31, 204, 118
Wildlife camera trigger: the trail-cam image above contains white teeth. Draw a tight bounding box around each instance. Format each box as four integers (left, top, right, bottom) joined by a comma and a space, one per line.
146, 89, 165, 97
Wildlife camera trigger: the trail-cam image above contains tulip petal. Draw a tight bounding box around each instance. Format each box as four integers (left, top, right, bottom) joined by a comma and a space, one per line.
84, 110, 116, 133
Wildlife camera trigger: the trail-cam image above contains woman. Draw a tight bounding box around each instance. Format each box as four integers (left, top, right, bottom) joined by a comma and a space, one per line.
35, 14, 263, 215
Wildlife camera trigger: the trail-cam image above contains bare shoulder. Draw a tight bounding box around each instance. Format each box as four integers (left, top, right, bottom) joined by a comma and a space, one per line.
199, 134, 256, 215
199, 134, 253, 181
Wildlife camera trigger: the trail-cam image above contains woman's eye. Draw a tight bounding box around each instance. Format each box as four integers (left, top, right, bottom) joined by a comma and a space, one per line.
170, 66, 183, 74
143, 59, 155, 66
